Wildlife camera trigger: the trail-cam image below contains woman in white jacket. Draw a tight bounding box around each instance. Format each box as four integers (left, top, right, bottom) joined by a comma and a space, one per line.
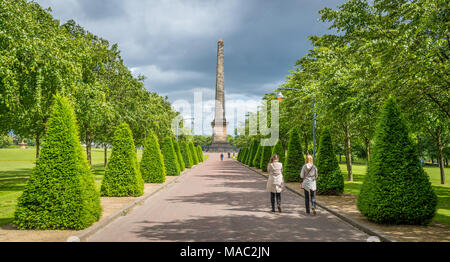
266, 155, 284, 212
300, 155, 318, 215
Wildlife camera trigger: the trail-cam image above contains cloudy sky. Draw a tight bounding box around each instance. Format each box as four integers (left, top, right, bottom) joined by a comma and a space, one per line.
35, 0, 345, 135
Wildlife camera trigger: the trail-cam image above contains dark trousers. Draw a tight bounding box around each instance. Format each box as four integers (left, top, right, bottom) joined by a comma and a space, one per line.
270, 192, 281, 210
304, 189, 316, 213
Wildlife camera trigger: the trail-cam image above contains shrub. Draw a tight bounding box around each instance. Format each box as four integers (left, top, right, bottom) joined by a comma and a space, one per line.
180, 141, 193, 168
260, 144, 273, 172
172, 138, 185, 171
161, 137, 181, 176
101, 123, 144, 197
284, 128, 304, 182
272, 140, 285, 165
357, 98, 437, 225
196, 145, 203, 162
189, 142, 199, 165
243, 147, 250, 164
316, 127, 344, 195
253, 143, 262, 168
248, 139, 259, 167
0, 135, 13, 148
14, 95, 102, 230
140, 131, 166, 183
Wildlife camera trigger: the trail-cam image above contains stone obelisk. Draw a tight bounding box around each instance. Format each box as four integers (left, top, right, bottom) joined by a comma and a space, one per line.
210, 40, 233, 152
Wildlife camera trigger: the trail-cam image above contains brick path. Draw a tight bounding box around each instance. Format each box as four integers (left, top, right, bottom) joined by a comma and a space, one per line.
87, 153, 369, 242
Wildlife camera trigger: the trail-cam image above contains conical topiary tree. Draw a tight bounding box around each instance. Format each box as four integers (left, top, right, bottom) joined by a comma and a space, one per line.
260, 144, 273, 172
161, 137, 181, 176
316, 127, 344, 195
140, 131, 166, 183
173, 138, 185, 172
272, 140, 285, 165
189, 142, 199, 165
196, 145, 203, 162
357, 98, 437, 225
14, 95, 102, 230
248, 139, 259, 166
284, 128, 304, 182
253, 143, 262, 168
181, 141, 193, 168
101, 123, 144, 197
243, 147, 250, 164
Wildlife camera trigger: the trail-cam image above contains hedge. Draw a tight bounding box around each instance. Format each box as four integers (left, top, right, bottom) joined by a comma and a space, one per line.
357, 97, 437, 225
260, 144, 273, 172
161, 137, 181, 176
253, 143, 262, 168
189, 142, 199, 165
173, 138, 185, 171
101, 123, 144, 197
316, 127, 344, 195
272, 140, 285, 165
181, 141, 193, 168
248, 139, 259, 167
284, 128, 304, 182
140, 131, 166, 183
14, 95, 102, 230
196, 145, 204, 162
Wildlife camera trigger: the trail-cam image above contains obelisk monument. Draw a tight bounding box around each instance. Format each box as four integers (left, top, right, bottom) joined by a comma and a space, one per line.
210, 40, 233, 152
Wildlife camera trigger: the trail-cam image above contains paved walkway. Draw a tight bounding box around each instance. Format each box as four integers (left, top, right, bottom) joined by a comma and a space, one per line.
88, 153, 369, 242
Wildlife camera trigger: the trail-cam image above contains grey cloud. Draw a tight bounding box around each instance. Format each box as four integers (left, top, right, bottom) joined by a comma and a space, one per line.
35, 0, 346, 134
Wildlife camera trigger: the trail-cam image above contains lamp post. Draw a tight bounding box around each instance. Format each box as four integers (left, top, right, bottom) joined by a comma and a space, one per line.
276, 88, 317, 161
176, 117, 195, 141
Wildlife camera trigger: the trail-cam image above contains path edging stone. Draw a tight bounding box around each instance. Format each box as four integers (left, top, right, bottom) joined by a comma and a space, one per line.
236, 161, 395, 242
75, 165, 200, 242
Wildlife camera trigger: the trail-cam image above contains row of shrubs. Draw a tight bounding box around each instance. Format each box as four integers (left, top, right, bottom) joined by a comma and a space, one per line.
13, 95, 204, 230
237, 98, 437, 226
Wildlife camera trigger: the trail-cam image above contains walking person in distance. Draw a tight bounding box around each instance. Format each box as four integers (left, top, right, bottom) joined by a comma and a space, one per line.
301, 155, 318, 215
266, 154, 284, 213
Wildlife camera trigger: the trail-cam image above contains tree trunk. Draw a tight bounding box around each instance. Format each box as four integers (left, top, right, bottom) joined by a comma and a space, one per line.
104, 143, 108, 168
35, 134, 40, 159
344, 125, 353, 182
86, 128, 92, 166
436, 127, 445, 184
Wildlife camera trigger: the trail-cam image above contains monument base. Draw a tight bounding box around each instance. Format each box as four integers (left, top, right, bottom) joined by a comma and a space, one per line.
207, 142, 235, 153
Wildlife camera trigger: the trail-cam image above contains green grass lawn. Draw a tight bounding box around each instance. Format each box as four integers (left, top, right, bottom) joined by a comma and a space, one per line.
0, 148, 203, 226
340, 164, 450, 226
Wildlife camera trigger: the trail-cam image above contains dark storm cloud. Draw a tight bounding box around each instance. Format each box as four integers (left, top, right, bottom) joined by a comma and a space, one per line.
34, 0, 346, 134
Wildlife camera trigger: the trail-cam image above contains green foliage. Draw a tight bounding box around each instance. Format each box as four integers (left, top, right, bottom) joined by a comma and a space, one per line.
140, 131, 166, 183
101, 123, 144, 196
357, 98, 437, 225
180, 141, 193, 168
0, 135, 13, 148
242, 147, 250, 164
172, 139, 185, 172
14, 95, 101, 230
260, 145, 273, 172
272, 140, 285, 165
284, 128, 304, 182
253, 144, 262, 168
189, 142, 199, 165
196, 145, 203, 162
161, 137, 181, 176
248, 139, 259, 167
316, 127, 344, 195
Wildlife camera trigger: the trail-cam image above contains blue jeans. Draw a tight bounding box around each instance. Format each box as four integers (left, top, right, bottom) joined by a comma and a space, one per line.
270, 192, 281, 210
304, 189, 316, 213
